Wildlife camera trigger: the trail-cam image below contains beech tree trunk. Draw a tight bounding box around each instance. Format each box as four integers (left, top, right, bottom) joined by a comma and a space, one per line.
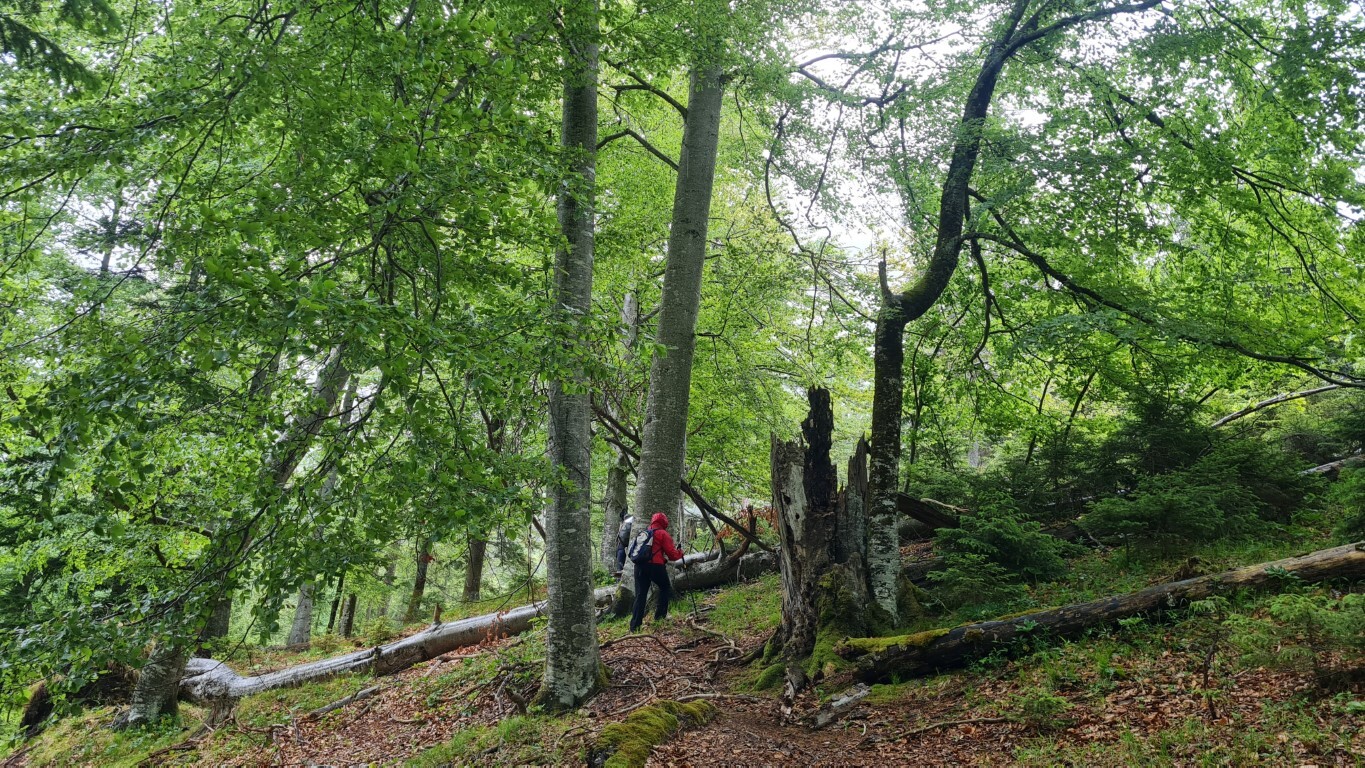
114, 644, 184, 729
327, 571, 345, 633
339, 593, 357, 638
842, 542, 1365, 683
601, 454, 630, 570
536, 0, 602, 711
617, 64, 726, 612
196, 597, 232, 657
287, 583, 315, 646
128, 347, 350, 725
463, 536, 487, 603
404, 538, 432, 624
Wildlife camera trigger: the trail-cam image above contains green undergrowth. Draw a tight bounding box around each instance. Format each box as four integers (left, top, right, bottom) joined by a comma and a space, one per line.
18, 706, 201, 767
1012, 705, 1363, 766
232, 672, 373, 729
593, 700, 715, 768
406, 714, 583, 766
708, 572, 782, 637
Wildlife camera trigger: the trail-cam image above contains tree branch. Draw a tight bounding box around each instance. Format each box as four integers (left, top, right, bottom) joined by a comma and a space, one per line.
597, 129, 679, 170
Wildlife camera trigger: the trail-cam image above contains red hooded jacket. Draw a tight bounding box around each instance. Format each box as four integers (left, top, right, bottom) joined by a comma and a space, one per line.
645, 512, 684, 565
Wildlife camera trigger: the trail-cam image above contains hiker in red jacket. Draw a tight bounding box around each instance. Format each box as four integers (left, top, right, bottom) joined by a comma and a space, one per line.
628, 512, 686, 633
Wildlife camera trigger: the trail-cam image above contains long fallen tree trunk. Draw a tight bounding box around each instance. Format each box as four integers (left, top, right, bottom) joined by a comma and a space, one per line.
179, 548, 768, 705
839, 541, 1365, 683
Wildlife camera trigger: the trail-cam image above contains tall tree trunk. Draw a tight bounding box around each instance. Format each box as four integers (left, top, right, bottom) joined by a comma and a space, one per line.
195, 597, 232, 658
616, 64, 726, 612
864, 4, 1025, 622
285, 377, 357, 647
327, 571, 346, 633
339, 593, 357, 638
600, 292, 639, 570
867, 293, 909, 622
536, 0, 602, 711
600, 453, 630, 570
131, 348, 349, 724
463, 536, 487, 603
286, 583, 315, 646
377, 548, 397, 618
404, 538, 431, 624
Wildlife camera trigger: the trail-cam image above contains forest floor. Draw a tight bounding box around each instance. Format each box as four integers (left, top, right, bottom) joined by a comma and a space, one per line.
4, 538, 1364, 766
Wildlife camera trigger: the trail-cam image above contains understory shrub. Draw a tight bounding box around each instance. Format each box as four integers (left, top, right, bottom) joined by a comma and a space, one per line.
1226, 592, 1365, 689
1085, 440, 1321, 549
935, 499, 1075, 583
1329, 468, 1365, 541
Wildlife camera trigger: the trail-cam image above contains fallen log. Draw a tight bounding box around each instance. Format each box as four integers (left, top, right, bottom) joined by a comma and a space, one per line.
179, 549, 770, 705
839, 541, 1365, 683
672, 550, 778, 592
1301, 451, 1364, 476
1211, 385, 1341, 428
181, 586, 621, 704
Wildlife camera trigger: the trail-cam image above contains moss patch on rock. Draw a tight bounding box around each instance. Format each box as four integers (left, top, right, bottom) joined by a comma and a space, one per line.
592, 699, 715, 768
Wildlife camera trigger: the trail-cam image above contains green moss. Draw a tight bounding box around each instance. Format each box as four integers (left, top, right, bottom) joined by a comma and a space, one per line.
838, 628, 949, 656
752, 662, 785, 691
594, 700, 715, 768
22, 706, 198, 767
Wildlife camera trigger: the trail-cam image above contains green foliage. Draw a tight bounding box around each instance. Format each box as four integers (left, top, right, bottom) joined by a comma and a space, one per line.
1226, 592, 1365, 688
936, 500, 1075, 583
1086, 439, 1322, 549
929, 499, 1073, 614
927, 553, 1031, 614
1328, 468, 1365, 541
1005, 686, 1074, 731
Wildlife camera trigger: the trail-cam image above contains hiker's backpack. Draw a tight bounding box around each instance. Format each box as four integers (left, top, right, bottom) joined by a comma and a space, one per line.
626, 528, 656, 565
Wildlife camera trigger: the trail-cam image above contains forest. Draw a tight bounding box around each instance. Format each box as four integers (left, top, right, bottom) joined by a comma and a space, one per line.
1, 0, 1363, 763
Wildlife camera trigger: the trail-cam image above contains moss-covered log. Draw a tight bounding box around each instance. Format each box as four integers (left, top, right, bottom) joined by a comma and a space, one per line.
589, 699, 715, 767
841, 542, 1365, 683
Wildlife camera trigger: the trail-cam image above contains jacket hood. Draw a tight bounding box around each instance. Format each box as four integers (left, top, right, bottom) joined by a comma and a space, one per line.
650, 512, 669, 529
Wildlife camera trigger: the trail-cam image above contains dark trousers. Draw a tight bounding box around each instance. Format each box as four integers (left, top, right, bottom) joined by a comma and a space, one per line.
629, 562, 672, 632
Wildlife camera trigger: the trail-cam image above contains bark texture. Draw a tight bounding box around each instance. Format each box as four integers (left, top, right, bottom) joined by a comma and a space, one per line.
537, 0, 602, 711
286, 583, 315, 646
601, 455, 630, 569
462, 537, 488, 603
617, 64, 725, 611
772, 390, 881, 703
842, 542, 1365, 683
863, 0, 1151, 621
404, 538, 431, 624
114, 644, 185, 729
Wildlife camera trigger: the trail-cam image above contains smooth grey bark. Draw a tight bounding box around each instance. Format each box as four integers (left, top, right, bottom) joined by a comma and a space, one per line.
536, 0, 602, 712
129, 347, 350, 723
616, 65, 726, 612
114, 644, 184, 729
601, 456, 630, 570
339, 593, 357, 637
600, 292, 639, 570
287, 583, 315, 646
195, 597, 232, 657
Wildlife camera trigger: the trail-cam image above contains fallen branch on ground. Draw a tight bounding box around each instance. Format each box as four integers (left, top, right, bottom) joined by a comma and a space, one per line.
841, 541, 1365, 683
